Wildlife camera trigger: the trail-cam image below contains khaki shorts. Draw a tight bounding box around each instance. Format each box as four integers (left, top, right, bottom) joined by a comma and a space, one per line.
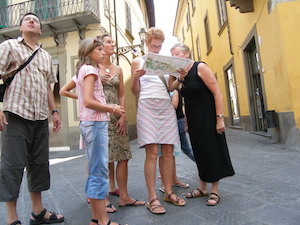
0, 112, 50, 202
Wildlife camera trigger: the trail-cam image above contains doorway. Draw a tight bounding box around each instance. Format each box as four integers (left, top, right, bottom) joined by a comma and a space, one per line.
225, 65, 241, 126
245, 38, 267, 132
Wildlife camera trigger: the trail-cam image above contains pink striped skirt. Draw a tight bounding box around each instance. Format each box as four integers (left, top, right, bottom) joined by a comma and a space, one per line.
137, 98, 179, 148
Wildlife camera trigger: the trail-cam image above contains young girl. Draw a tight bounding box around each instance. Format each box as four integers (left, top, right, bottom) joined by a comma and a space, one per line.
76, 37, 126, 225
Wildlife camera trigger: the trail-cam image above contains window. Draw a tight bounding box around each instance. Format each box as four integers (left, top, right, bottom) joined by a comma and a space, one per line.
0, 0, 8, 28
186, 11, 191, 30
125, 2, 132, 34
35, 0, 58, 20
216, 0, 227, 28
204, 14, 212, 53
196, 35, 201, 61
191, 0, 196, 14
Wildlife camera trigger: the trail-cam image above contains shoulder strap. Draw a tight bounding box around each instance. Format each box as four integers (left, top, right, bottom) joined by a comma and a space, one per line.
158, 75, 168, 90
4, 48, 39, 86
158, 75, 171, 98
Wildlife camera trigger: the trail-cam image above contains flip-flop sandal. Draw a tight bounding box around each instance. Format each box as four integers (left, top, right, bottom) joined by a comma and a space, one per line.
146, 198, 166, 214
158, 187, 165, 193
206, 192, 220, 206
173, 182, 189, 188
119, 199, 145, 207
186, 188, 208, 198
109, 189, 120, 196
106, 203, 117, 213
9, 220, 21, 225
106, 220, 127, 225
164, 192, 186, 206
91, 219, 98, 224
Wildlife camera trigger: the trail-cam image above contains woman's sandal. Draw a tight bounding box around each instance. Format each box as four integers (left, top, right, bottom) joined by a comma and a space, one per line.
106, 203, 117, 213
105, 220, 127, 225
186, 188, 209, 198
92, 219, 127, 225
91, 219, 98, 224
108, 189, 120, 196
172, 182, 189, 188
29, 208, 64, 225
206, 192, 220, 206
9, 220, 21, 225
146, 198, 166, 214
163, 192, 186, 206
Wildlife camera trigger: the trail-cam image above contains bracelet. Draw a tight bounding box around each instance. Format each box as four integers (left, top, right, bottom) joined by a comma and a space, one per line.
216, 114, 224, 118
177, 77, 184, 83
51, 109, 59, 115
111, 105, 116, 115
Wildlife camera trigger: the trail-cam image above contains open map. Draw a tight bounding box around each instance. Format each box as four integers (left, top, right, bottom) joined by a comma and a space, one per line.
142, 52, 192, 77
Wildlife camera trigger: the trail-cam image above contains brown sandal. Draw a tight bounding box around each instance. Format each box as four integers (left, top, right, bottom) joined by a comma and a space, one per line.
186, 188, 209, 198
146, 198, 166, 214
164, 192, 186, 206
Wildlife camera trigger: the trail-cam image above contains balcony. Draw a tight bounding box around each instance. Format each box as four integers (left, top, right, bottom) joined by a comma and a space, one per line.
226, 0, 254, 13
0, 0, 100, 42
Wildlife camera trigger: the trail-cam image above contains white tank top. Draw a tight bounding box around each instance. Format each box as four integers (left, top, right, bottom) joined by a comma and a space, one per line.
139, 74, 170, 100
139, 56, 170, 100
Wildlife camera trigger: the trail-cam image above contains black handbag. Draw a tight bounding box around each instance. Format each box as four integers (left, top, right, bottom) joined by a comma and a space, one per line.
0, 49, 39, 102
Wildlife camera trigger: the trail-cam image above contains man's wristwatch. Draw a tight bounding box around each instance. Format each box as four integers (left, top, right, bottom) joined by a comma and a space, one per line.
51, 109, 59, 115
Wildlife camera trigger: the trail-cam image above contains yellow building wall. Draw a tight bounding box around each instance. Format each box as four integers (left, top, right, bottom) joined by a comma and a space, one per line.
226, 0, 297, 117
277, 1, 300, 127
175, 0, 234, 117
174, 0, 298, 127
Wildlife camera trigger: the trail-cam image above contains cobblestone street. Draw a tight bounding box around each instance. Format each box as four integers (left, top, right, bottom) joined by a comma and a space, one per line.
1, 129, 300, 225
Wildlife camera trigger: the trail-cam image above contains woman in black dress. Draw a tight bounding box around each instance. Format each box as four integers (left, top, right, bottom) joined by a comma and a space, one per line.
168, 43, 235, 206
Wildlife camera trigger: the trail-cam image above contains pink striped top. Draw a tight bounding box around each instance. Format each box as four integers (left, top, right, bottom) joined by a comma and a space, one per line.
77, 64, 110, 121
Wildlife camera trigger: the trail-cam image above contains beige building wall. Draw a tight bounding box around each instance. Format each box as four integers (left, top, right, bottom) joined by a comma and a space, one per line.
0, 0, 152, 149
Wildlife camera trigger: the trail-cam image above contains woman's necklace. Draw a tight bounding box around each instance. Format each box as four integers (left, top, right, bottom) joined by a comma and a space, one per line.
101, 63, 111, 73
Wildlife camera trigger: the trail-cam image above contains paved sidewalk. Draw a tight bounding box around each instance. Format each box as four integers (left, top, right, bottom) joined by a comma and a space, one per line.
1, 129, 300, 225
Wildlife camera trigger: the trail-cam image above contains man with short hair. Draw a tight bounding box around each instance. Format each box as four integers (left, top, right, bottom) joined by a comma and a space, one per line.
0, 12, 64, 225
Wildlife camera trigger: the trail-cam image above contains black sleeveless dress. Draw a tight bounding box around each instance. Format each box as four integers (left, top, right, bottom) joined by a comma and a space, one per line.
181, 62, 235, 182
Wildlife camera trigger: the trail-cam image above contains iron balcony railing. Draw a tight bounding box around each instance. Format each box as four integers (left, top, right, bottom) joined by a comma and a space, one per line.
0, 0, 100, 29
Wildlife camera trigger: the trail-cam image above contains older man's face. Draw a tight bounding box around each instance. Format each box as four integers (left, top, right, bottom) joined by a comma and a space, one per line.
19, 14, 41, 36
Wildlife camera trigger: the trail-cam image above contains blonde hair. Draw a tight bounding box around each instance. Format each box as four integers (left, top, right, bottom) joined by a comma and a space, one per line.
145, 27, 165, 44
76, 38, 103, 76
170, 43, 191, 59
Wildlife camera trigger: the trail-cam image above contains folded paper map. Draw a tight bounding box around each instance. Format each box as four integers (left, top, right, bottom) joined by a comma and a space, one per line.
142, 52, 192, 78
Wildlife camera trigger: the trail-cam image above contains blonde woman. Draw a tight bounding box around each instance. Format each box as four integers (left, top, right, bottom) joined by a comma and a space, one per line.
131, 28, 186, 214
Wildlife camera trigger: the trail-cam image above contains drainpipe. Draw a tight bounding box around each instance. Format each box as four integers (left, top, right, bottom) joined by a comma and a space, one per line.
108, 0, 112, 35
187, 0, 195, 59
225, 3, 233, 55
227, 22, 233, 55
113, 0, 119, 65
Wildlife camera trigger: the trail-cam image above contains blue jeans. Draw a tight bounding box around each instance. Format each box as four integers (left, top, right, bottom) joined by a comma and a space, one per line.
80, 121, 109, 200
178, 118, 195, 162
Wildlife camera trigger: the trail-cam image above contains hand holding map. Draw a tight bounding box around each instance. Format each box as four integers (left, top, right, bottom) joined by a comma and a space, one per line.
142, 52, 192, 78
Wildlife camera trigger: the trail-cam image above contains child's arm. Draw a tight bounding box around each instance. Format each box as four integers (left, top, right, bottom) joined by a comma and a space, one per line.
171, 89, 179, 110
83, 74, 124, 116
59, 79, 77, 99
